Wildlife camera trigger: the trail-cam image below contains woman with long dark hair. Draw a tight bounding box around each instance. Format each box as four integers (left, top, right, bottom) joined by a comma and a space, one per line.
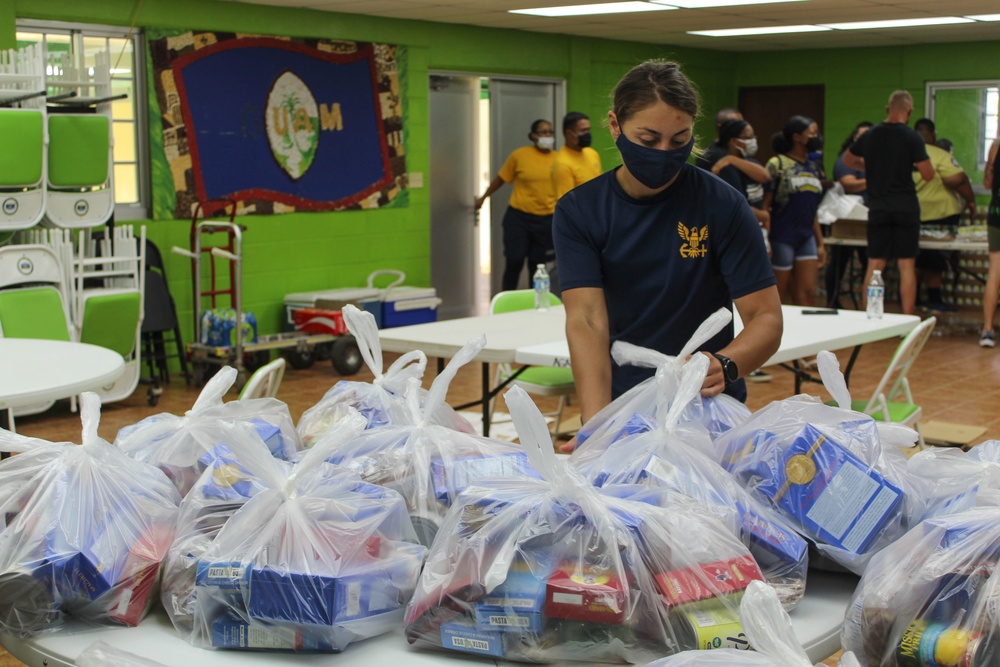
763, 116, 827, 305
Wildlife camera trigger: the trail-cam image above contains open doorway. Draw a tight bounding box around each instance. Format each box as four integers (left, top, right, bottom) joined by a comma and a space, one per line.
430, 73, 564, 319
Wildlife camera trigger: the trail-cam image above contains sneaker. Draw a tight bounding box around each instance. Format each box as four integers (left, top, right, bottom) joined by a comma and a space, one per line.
747, 369, 772, 382
981, 330, 996, 348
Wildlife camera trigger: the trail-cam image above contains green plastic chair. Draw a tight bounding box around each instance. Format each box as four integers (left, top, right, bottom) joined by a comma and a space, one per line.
0, 109, 46, 230
490, 289, 575, 441
45, 114, 114, 228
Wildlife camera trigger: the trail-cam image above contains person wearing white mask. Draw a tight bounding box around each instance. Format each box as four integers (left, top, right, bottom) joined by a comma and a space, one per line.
712, 119, 771, 229
476, 119, 557, 290
554, 60, 781, 450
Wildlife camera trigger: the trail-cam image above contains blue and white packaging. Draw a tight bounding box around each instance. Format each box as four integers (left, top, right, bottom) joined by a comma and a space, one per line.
431, 452, 539, 503
474, 571, 546, 633
441, 619, 506, 657
196, 560, 251, 591
211, 610, 334, 650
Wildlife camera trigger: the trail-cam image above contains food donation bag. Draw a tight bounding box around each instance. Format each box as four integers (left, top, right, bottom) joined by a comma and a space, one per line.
181, 411, 427, 651
574, 309, 751, 450
842, 506, 1000, 667
296, 305, 472, 445
0, 393, 180, 635
711, 351, 932, 574
115, 366, 301, 496
404, 384, 769, 664
315, 335, 539, 547
573, 355, 808, 609
642, 581, 860, 667
905, 441, 1000, 509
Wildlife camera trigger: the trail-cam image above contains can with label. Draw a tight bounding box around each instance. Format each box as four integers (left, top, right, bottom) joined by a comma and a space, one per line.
895, 619, 996, 667
671, 598, 751, 652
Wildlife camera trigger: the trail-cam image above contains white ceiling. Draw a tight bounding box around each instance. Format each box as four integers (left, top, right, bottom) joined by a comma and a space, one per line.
225, 0, 1000, 51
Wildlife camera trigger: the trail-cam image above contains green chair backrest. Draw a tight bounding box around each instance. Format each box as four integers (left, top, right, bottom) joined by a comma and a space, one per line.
491, 289, 562, 315
0, 287, 71, 340
47, 115, 110, 187
0, 110, 44, 187
79, 291, 140, 357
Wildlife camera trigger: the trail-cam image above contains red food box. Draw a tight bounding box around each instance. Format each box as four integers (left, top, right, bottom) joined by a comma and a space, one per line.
655, 554, 763, 608
544, 566, 627, 624
292, 308, 346, 335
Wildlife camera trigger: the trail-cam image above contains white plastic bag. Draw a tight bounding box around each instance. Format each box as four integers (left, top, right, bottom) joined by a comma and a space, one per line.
115, 366, 302, 496
403, 384, 769, 664
315, 335, 539, 546
0, 393, 180, 635
77, 641, 170, 667
818, 182, 865, 225
842, 506, 1000, 666
296, 305, 472, 444
181, 410, 427, 652
573, 355, 809, 609
905, 440, 1000, 510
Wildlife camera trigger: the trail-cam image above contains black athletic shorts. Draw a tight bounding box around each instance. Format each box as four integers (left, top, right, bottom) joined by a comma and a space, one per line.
915, 214, 960, 272
867, 209, 920, 260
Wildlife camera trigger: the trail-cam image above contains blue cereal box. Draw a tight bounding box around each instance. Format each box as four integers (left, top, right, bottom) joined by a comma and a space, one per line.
211, 610, 334, 651
430, 452, 538, 504
753, 424, 903, 555
736, 503, 808, 568
441, 619, 505, 657
474, 571, 546, 633
196, 560, 251, 591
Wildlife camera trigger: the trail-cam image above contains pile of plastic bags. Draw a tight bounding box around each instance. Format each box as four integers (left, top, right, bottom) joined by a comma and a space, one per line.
0, 394, 179, 635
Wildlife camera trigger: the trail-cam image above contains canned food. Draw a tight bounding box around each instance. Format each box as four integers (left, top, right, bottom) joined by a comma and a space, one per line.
672, 599, 750, 651
896, 620, 995, 667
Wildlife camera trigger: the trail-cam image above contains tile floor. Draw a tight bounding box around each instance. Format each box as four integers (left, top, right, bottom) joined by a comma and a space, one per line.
1, 309, 997, 666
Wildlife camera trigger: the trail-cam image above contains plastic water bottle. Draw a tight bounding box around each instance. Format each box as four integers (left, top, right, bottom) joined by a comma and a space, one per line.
866, 270, 884, 320
533, 263, 550, 311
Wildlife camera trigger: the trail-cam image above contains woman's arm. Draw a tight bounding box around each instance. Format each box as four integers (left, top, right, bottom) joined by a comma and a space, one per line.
984, 139, 998, 190
475, 175, 506, 210
813, 216, 826, 268
838, 173, 866, 194
561, 287, 611, 424
712, 155, 771, 184
703, 286, 783, 397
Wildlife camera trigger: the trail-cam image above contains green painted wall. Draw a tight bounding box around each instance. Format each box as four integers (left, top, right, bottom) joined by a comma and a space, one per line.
732, 41, 1000, 200
5, 0, 736, 342
935, 88, 986, 183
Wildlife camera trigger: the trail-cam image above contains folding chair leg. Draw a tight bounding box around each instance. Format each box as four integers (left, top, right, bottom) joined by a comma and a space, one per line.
549, 395, 567, 445
914, 422, 925, 450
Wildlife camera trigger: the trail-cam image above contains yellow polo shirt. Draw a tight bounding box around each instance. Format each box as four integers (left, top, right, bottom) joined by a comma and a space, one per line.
553, 145, 603, 199
915, 144, 965, 221
498, 146, 556, 216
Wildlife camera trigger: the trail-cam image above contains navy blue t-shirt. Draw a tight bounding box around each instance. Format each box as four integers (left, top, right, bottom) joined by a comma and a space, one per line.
833, 152, 868, 205
717, 158, 769, 210
553, 165, 776, 401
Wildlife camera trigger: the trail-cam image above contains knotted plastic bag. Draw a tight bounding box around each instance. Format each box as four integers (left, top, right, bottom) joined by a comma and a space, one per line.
314, 335, 539, 547
575, 308, 750, 452
403, 384, 768, 664
905, 440, 1000, 510
0, 393, 180, 636
115, 365, 302, 496
841, 506, 1000, 667
183, 410, 426, 652
574, 355, 809, 609
296, 304, 472, 445
711, 351, 929, 574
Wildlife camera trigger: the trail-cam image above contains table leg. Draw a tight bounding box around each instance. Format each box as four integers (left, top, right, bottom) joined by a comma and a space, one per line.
437, 357, 445, 375
843, 345, 862, 386
482, 362, 491, 437
1, 410, 8, 459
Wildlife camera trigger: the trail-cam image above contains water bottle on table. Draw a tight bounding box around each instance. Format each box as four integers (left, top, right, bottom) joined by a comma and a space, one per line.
533, 264, 550, 311
867, 270, 884, 320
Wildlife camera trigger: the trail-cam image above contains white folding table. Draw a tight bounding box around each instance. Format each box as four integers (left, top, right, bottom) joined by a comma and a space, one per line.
0, 338, 125, 432
0, 570, 857, 666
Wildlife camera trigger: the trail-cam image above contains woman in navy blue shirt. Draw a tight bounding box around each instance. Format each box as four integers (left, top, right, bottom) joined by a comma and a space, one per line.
553, 60, 782, 446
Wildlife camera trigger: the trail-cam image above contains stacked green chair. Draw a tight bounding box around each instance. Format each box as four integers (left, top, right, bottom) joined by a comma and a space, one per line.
0, 44, 47, 231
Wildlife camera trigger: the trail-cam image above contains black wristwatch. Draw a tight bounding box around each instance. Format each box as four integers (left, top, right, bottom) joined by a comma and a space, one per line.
712, 353, 739, 388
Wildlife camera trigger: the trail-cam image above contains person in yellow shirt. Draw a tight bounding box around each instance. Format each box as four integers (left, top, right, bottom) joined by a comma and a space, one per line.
553, 111, 603, 199
475, 120, 557, 290
913, 118, 977, 312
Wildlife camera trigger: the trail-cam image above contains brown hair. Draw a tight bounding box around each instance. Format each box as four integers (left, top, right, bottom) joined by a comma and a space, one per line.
612, 60, 700, 126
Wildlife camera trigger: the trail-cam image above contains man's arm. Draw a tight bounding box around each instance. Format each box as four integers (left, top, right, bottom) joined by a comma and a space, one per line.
702, 285, 783, 397
942, 171, 977, 216
711, 155, 771, 184
986, 140, 999, 190
842, 149, 865, 171
561, 287, 611, 424
838, 173, 867, 194
916, 158, 935, 182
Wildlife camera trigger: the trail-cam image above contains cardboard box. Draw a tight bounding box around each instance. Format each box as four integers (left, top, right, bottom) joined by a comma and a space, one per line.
475, 571, 546, 632
430, 452, 538, 504
831, 218, 867, 240
545, 566, 626, 624
736, 504, 808, 569
212, 609, 334, 650
655, 555, 763, 608
441, 619, 506, 657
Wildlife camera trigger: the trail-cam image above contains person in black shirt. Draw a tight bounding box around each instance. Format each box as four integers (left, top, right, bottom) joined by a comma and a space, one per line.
695, 107, 742, 171
844, 90, 934, 315
982, 137, 1000, 347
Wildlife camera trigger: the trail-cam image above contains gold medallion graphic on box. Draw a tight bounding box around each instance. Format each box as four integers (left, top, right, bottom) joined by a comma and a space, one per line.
678, 222, 708, 258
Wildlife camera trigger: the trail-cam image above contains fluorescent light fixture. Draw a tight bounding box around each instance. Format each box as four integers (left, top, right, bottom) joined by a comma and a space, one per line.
819, 17, 973, 30
966, 14, 1000, 21
510, 2, 674, 17
653, 0, 807, 7
689, 24, 829, 36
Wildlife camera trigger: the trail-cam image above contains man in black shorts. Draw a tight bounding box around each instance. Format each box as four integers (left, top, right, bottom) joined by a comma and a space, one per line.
844, 90, 934, 315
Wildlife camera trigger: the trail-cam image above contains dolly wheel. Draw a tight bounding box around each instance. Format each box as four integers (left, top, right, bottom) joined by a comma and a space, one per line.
283, 348, 316, 370
331, 335, 363, 375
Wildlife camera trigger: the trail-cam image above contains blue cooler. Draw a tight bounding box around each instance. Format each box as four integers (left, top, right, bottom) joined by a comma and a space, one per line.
380, 287, 440, 328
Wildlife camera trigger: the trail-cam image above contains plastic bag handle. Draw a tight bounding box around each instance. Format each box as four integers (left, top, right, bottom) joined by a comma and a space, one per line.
188, 366, 238, 414
611, 341, 672, 370
610, 308, 731, 371
79, 392, 102, 448
343, 304, 383, 378
505, 385, 569, 485
421, 334, 486, 423
739, 580, 812, 667
676, 307, 733, 360
817, 350, 851, 409
381, 350, 428, 392
658, 353, 709, 433
287, 409, 367, 494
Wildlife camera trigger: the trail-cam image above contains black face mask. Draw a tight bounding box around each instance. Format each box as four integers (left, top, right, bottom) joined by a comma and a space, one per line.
805, 135, 823, 152
615, 133, 694, 190
577, 132, 592, 149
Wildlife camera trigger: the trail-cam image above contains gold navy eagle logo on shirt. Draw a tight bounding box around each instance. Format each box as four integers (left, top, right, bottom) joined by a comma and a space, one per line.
678, 222, 708, 258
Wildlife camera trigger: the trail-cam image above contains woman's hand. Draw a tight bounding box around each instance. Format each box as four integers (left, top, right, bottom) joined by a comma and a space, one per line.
711, 156, 733, 175
817, 242, 827, 269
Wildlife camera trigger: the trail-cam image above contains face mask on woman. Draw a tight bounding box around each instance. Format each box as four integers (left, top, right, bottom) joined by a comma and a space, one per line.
536, 136, 555, 150
739, 137, 758, 158
616, 133, 694, 190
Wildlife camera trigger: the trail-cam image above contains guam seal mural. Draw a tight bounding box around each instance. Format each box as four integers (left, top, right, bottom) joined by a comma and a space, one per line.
266, 71, 320, 181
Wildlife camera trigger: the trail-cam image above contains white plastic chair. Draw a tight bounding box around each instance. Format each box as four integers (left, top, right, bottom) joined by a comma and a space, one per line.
851, 316, 936, 448
489, 289, 575, 443
239, 357, 286, 400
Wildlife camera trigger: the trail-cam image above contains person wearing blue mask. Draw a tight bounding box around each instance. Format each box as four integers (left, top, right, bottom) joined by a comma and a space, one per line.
553, 60, 782, 443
